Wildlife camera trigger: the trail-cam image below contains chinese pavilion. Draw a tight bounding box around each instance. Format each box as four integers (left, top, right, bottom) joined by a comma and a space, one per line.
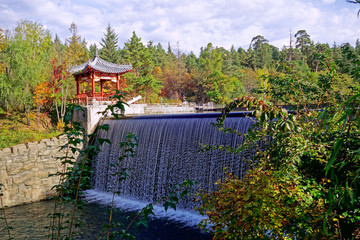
70, 53, 132, 101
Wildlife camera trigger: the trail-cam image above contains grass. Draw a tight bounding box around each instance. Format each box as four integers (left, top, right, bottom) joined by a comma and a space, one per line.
0, 111, 61, 149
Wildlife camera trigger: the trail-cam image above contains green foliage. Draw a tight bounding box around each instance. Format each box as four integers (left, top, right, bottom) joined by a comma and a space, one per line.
123, 31, 154, 77
199, 43, 223, 75
199, 170, 326, 239
0, 112, 59, 149
0, 20, 52, 113
200, 90, 360, 239
2, 21, 360, 110
0, 128, 59, 149
100, 24, 119, 63
258, 62, 357, 105
295, 30, 312, 61
65, 22, 89, 67
206, 70, 245, 104
0, 28, 6, 72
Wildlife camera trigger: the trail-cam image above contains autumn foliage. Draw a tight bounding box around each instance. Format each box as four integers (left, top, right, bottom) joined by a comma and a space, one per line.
33, 82, 53, 113
199, 90, 360, 239
199, 169, 327, 239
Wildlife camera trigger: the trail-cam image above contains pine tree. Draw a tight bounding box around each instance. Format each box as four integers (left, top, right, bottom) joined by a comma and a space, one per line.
65, 22, 89, 67
99, 24, 119, 63
53, 34, 65, 62
295, 30, 312, 61
89, 43, 98, 59
123, 31, 154, 77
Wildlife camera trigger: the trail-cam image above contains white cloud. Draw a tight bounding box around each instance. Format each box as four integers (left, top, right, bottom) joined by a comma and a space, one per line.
0, 0, 359, 55
323, 0, 336, 4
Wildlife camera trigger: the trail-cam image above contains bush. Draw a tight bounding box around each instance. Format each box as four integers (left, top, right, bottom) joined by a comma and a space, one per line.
199, 93, 360, 239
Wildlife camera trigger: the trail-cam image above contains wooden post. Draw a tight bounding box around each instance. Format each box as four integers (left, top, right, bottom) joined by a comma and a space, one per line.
91, 72, 95, 98
116, 74, 120, 90
76, 77, 80, 96
100, 80, 103, 97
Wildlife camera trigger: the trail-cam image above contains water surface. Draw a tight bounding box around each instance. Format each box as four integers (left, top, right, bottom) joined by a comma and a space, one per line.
1, 194, 211, 240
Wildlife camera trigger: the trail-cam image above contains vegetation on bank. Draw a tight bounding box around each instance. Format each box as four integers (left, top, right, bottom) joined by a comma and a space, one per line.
198, 67, 360, 238
0, 111, 59, 149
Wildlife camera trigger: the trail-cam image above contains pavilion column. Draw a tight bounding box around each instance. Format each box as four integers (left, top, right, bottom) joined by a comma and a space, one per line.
116, 74, 120, 90
76, 77, 80, 96
100, 80, 104, 97
91, 72, 95, 97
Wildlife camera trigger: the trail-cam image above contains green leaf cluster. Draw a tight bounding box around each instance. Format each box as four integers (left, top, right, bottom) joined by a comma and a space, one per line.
200, 83, 360, 238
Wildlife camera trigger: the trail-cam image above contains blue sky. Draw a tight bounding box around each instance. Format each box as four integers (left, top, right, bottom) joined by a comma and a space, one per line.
1, 0, 359, 54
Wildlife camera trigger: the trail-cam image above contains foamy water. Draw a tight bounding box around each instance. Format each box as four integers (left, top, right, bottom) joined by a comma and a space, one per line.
84, 189, 206, 227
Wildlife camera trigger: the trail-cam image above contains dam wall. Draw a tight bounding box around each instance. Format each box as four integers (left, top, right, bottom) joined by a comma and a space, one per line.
0, 136, 80, 207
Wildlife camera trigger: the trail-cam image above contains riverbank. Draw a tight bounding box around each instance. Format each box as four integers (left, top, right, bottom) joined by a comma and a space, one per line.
0, 111, 59, 149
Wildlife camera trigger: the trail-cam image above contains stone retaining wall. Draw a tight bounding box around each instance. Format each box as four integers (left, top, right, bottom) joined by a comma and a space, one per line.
0, 136, 79, 208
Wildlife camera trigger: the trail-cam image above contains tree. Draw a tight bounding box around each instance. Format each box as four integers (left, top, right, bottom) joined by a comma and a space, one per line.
64, 22, 89, 67
195, 43, 224, 103
89, 43, 98, 59
250, 35, 268, 51
295, 30, 312, 61
147, 41, 167, 68
53, 34, 65, 62
311, 43, 331, 72
206, 70, 245, 104
199, 43, 223, 74
200, 91, 360, 238
355, 39, 360, 55
123, 31, 153, 77
123, 32, 160, 100
248, 35, 275, 69
184, 51, 199, 73
161, 43, 190, 101
99, 23, 119, 63
0, 20, 52, 119
50, 60, 70, 126
0, 28, 7, 75
338, 43, 360, 79
221, 46, 242, 76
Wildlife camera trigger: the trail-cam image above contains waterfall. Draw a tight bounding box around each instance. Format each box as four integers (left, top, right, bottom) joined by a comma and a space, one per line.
91, 113, 254, 209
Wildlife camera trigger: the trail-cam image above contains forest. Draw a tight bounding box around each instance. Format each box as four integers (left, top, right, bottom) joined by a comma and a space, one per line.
0, 20, 359, 115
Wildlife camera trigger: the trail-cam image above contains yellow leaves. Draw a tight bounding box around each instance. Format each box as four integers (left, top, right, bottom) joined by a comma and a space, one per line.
0, 28, 6, 73
56, 121, 65, 130
198, 168, 327, 239
33, 82, 53, 109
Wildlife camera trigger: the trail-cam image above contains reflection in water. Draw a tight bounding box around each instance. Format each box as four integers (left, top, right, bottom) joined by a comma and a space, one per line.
0, 199, 210, 240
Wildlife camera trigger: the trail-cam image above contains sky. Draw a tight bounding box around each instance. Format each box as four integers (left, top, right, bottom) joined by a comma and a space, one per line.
1, 0, 360, 55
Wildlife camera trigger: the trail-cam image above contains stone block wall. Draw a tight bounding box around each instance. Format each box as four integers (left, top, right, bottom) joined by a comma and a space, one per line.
0, 136, 79, 208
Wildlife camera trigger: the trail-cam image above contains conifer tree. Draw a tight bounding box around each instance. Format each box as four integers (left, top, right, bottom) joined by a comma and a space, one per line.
65, 22, 89, 67
99, 23, 119, 63
123, 31, 154, 77
89, 43, 98, 59
295, 30, 312, 61
53, 34, 65, 62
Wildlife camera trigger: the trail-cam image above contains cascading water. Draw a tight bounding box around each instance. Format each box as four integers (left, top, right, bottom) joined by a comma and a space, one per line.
90, 113, 254, 210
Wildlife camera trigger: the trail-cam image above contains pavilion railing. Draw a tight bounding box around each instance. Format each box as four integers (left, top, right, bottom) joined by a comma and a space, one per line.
71, 96, 115, 106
